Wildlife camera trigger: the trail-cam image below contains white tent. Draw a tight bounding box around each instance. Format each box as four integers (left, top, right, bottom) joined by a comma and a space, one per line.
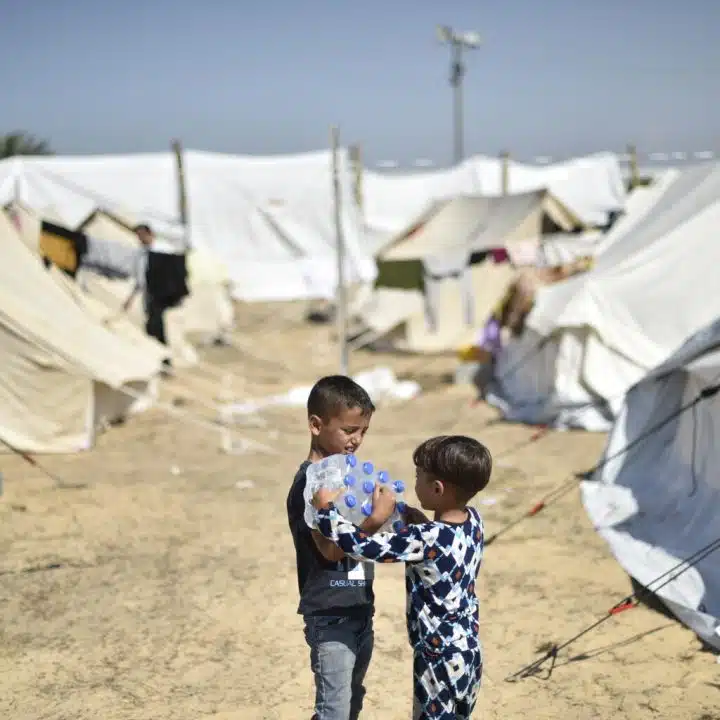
582, 317, 720, 650
354, 191, 584, 353
0, 149, 376, 302
0, 212, 163, 453
489, 162, 720, 430
362, 152, 626, 236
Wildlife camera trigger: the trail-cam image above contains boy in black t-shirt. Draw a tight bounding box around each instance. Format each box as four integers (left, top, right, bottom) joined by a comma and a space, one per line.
286, 375, 382, 720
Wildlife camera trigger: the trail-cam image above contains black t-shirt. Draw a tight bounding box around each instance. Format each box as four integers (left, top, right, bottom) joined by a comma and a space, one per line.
286, 461, 374, 617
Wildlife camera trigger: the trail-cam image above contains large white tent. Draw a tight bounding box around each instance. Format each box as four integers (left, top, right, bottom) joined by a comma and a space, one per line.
355, 190, 583, 353
582, 317, 720, 650
0, 149, 376, 302
0, 212, 163, 453
362, 152, 626, 238
489, 162, 720, 430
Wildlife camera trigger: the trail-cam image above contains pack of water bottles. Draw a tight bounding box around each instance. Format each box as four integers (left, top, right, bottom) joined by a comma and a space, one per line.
304, 454, 407, 533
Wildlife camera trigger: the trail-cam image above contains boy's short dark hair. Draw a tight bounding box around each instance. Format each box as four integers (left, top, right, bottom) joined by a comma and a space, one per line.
307, 375, 375, 421
413, 435, 492, 499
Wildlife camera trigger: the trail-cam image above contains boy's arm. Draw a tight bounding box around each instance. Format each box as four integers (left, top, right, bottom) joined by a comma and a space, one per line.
316, 504, 426, 564
311, 515, 385, 562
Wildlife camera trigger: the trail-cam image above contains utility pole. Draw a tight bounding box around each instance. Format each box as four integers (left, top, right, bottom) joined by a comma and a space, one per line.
330, 126, 348, 375
438, 25, 481, 165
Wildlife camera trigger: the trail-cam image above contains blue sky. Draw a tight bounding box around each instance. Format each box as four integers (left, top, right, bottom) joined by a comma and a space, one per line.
1, 0, 717, 165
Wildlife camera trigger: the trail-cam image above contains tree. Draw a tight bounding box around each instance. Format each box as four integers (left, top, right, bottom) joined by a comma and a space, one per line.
0, 131, 53, 159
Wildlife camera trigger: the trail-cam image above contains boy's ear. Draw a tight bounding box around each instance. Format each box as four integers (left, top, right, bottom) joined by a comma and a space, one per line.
309, 414, 323, 437
432, 479, 445, 496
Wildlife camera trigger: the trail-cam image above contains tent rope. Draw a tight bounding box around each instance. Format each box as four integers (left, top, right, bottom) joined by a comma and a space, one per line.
505, 535, 720, 682
485, 382, 720, 546
0, 438, 86, 490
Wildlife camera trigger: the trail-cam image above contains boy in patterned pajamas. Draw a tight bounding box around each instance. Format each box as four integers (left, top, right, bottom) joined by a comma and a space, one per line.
313, 435, 490, 719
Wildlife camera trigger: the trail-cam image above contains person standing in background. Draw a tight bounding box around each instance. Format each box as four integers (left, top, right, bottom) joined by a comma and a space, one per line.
123, 223, 173, 374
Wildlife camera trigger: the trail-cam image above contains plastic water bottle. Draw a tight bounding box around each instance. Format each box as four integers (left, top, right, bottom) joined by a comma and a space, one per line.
304, 454, 408, 532
390, 480, 407, 532
304, 454, 356, 526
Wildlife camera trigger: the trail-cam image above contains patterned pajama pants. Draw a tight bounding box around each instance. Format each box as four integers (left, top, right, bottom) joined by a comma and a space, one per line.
412, 648, 482, 719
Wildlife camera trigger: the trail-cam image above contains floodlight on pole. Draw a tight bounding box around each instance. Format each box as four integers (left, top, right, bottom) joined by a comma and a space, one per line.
437, 24, 481, 165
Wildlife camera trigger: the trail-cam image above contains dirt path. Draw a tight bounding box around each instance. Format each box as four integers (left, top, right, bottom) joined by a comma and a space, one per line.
1, 312, 717, 719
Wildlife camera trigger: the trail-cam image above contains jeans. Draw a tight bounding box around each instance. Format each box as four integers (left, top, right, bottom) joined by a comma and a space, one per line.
304, 614, 374, 720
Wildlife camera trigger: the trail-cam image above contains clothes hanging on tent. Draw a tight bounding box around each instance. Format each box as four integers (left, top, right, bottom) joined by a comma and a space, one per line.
146, 250, 189, 309
422, 266, 474, 332
80, 236, 137, 279
489, 248, 510, 264
39, 220, 88, 277
419, 249, 475, 332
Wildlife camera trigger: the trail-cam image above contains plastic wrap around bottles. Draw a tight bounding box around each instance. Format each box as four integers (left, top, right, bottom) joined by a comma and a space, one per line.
304, 454, 407, 533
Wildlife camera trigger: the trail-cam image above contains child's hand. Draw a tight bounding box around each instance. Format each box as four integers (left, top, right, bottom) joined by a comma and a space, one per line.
312, 487, 341, 509
370, 485, 396, 524
402, 505, 430, 525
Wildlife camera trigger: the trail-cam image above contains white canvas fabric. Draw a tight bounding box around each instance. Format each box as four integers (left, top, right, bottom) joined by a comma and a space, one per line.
477, 153, 626, 227
0, 150, 376, 302
582, 318, 720, 650
489, 162, 720, 430
381, 190, 579, 272
537, 230, 604, 266
362, 153, 625, 235
0, 212, 162, 453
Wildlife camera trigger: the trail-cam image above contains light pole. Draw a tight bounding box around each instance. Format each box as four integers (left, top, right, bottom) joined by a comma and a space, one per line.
437, 25, 481, 165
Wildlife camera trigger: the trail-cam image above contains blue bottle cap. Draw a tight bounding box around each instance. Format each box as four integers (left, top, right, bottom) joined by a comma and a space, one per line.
346, 454, 357, 468
360, 501, 373, 517
392, 480, 405, 494
392, 520, 405, 533
362, 480, 375, 494
397, 501, 407, 514
362, 462, 374, 475
344, 494, 357, 508
377, 471, 389, 484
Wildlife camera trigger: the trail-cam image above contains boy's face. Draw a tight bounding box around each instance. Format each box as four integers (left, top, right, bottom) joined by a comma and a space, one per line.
414, 466, 445, 511
310, 406, 371, 456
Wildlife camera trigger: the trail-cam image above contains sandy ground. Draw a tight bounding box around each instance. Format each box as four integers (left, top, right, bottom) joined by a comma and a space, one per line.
1, 302, 718, 719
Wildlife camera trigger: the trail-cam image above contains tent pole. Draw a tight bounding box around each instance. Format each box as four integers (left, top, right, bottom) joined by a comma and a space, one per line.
331, 126, 349, 375
349, 143, 364, 217
627, 144, 640, 190
500, 150, 510, 195
171, 139, 190, 248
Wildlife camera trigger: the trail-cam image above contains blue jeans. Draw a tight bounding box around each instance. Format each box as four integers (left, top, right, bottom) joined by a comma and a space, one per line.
304, 614, 374, 720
